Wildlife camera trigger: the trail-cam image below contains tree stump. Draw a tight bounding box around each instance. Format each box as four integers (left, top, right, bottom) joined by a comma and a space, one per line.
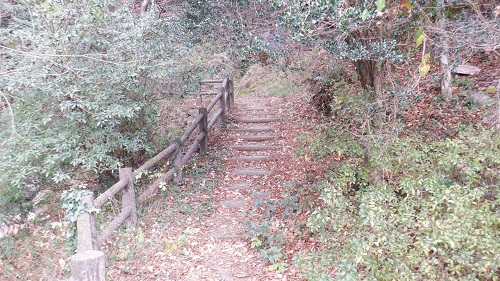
71, 250, 106, 281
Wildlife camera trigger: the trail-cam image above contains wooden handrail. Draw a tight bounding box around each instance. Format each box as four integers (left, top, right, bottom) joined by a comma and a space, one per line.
208, 108, 224, 130
182, 131, 207, 164
70, 77, 234, 281
206, 90, 223, 112
138, 168, 176, 203
133, 143, 177, 178
180, 112, 205, 144
97, 206, 133, 248
93, 178, 128, 208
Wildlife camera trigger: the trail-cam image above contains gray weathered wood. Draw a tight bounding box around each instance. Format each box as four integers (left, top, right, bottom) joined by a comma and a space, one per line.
140, 0, 151, 15
236, 117, 279, 123
241, 106, 271, 111
233, 126, 278, 132
77, 195, 97, 252
199, 108, 208, 151
232, 168, 272, 176
120, 167, 137, 226
180, 112, 205, 144
207, 91, 223, 112
138, 168, 176, 203
233, 135, 275, 141
221, 78, 228, 89
71, 250, 105, 281
182, 132, 207, 164
132, 143, 177, 178
196, 91, 202, 107
454, 65, 481, 75
93, 179, 128, 208
208, 108, 223, 130
229, 145, 279, 151
200, 79, 224, 84
228, 155, 273, 162
174, 145, 183, 183
222, 198, 247, 209
97, 207, 132, 247
229, 80, 234, 108
226, 182, 261, 191
219, 87, 226, 126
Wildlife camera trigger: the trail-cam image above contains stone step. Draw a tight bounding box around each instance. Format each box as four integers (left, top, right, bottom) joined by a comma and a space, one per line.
229, 145, 279, 151
208, 232, 245, 240
232, 168, 272, 176
236, 113, 276, 118
232, 135, 275, 142
240, 106, 271, 111
236, 117, 279, 123
226, 183, 261, 191
233, 127, 278, 133
228, 155, 273, 162
222, 198, 247, 209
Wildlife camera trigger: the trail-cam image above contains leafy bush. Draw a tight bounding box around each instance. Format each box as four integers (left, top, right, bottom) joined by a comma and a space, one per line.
280, 0, 412, 96
0, 0, 196, 216
296, 127, 499, 280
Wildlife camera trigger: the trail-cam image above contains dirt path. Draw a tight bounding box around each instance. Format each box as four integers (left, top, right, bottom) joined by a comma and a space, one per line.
173, 96, 304, 281
106, 94, 311, 281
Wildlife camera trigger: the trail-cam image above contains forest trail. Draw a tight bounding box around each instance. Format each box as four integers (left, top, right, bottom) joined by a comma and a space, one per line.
173, 95, 305, 281
107, 93, 310, 281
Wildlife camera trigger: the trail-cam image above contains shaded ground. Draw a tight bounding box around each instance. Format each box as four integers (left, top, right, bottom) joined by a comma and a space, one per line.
104, 89, 316, 280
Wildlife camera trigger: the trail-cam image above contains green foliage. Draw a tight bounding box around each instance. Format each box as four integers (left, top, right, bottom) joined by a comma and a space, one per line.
280, 0, 410, 93
0, 0, 198, 216
297, 127, 499, 280
311, 63, 371, 121
178, 0, 292, 73
246, 219, 288, 273
60, 185, 93, 250
296, 61, 499, 279
245, 189, 292, 273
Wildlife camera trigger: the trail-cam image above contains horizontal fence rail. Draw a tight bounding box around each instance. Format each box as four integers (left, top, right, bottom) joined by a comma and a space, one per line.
70, 78, 234, 281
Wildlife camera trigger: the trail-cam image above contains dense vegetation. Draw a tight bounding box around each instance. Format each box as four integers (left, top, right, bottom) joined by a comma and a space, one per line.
245, 1, 499, 280
0, 0, 229, 217
295, 65, 499, 280
1, 0, 498, 280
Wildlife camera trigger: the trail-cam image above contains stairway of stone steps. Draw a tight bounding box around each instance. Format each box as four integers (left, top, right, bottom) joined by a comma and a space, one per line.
176, 100, 289, 281
222, 105, 280, 208
104, 95, 307, 281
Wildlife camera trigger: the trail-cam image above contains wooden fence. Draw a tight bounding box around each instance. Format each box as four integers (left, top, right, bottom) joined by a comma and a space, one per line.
70, 78, 234, 281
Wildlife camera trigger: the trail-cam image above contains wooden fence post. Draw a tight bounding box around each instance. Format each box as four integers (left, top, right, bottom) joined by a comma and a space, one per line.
229, 79, 234, 108
71, 250, 106, 281
119, 167, 137, 226
174, 144, 183, 183
77, 194, 97, 252
196, 90, 202, 107
219, 87, 226, 126
199, 107, 208, 152
72, 194, 104, 281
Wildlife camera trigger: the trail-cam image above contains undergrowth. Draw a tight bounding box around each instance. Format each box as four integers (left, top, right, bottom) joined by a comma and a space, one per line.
293, 64, 499, 280
102, 151, 224, 275
244, 180, 320, 274
0, 210, 70, 280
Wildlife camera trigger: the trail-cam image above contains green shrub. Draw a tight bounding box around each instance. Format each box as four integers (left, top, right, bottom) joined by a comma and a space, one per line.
0, 0, 196, 216
296, 128, 499, 280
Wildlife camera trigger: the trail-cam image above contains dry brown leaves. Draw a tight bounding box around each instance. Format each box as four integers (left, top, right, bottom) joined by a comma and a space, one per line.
104, 90, 323, 281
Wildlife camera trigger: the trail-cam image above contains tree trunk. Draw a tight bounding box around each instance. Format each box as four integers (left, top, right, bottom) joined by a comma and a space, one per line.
355, 59, 383, 97
141, 0, 151, 15
440, 47, 452, 99
356, 60, 373, 89
439, 19, 452, 99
